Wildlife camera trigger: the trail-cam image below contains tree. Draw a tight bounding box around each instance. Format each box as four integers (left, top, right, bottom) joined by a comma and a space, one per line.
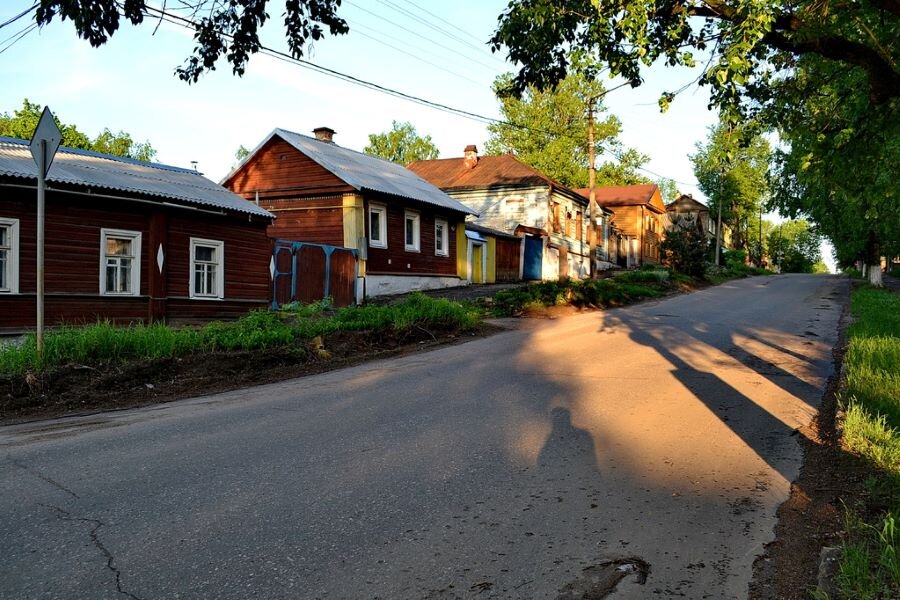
768, 55, 900, 286
364, 121, 439, 165
767, 220, 823, 273
660, 216, 708, 277
691, 122, 770, 253
490, 1, 900, 114
485, 71, 645, 188
0, 99, 157, 161
36, 1, 348, 83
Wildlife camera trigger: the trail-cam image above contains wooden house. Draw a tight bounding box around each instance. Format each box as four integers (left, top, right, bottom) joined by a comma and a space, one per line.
575, 184, 666, 267
0, 136, 274, 333
222, 128, 477, 300
666, 193, 732, 252
463, 223, 523, 283
408, 147, 613, 280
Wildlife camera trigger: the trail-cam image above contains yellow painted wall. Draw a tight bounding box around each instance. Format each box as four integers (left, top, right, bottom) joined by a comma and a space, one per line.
486, 237, 497, 283
342, 193, 366, 276
456, 224, 467, 279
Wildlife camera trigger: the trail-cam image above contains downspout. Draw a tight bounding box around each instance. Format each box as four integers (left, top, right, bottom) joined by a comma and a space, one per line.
640, 205, 645, 267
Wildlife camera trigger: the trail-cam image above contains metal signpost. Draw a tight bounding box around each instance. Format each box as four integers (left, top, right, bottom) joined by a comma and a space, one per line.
28, 107, 62, 355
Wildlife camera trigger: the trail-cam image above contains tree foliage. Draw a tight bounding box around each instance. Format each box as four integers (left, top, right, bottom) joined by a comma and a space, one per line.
690, 122, 770, 251
768, 55, 900, 276
767, 219, 823, 273
660, 216, 708, 277
364, 121, 439, 165
35, 0, 349, 82
485, 70, 648, 188
491, 1, 900, 114
0, 99, 157, 162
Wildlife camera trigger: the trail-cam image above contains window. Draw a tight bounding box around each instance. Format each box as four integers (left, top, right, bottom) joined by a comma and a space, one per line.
100, 229, 141, 296
0, 218, 19, 294
552, 202, 561, 232
435, 218, 449, 256
404, 210, 420, 252
575, 212, 583, 242
190, 238, 224, 299
369, 203, 387, 249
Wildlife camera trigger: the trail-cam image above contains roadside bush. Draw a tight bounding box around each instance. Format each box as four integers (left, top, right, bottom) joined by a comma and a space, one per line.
660, 223, 708, 277
614, 270, 670, 285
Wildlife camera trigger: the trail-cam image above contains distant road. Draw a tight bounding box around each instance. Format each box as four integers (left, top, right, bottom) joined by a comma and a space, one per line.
0, 274, 846, 599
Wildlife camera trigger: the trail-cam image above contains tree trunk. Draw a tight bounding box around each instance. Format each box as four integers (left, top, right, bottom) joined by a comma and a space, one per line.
866, 230, 884, 287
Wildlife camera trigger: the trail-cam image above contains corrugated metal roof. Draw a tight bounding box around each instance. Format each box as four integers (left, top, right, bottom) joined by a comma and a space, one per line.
224, 129, 477, 216
0, 136, 273, 218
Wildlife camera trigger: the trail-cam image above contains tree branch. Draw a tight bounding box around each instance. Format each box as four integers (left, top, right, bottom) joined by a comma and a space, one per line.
766, 31, 900, 104
866, 0, 900, 18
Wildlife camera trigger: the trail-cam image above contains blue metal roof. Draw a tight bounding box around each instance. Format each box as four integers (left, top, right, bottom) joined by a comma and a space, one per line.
0, 136, 273, 218
224, 128, 478, 216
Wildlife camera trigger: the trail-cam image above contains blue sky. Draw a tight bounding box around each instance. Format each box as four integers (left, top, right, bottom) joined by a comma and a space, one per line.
0, 1, 835, 268
0, 1, 717, 184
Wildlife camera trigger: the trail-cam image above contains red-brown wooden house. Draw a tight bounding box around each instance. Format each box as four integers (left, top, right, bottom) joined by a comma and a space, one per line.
0, 136, 274, 333
222, 127, 478, 300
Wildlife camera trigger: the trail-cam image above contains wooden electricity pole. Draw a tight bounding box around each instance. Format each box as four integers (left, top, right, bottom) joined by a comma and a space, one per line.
588, 97, 597, 278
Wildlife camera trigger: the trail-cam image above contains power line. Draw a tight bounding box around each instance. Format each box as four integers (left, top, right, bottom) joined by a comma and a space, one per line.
374, 0, 506, 67
344, 0, 502, 73
347, 23, 484, 86
0, 3, 37, 30
395, 0, 489, 47
144, 4, 695, 186
0, 22, 37, 55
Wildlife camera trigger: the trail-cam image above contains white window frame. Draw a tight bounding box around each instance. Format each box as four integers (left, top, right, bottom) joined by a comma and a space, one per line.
0, 217, 20, 294
434, 218, 449, 257
404, 210, 421, 253
189, 238, 225, 300
368, 203, 387, 249
99, 228, 142, 297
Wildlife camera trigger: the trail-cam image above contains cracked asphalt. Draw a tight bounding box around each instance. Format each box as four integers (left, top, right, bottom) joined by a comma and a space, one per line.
0, 274, 845, 599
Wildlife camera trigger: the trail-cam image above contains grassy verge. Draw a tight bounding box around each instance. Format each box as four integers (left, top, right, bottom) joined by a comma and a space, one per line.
837, 286, 900, 598
0, 293, 478, 377
478, 265, 766, 317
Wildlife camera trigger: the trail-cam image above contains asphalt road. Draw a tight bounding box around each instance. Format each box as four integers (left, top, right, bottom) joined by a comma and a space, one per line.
0, 274, 846, 599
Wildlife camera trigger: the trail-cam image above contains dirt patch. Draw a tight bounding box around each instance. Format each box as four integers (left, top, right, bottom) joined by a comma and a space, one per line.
0, 324, 501, 425
747, 283, 882, 599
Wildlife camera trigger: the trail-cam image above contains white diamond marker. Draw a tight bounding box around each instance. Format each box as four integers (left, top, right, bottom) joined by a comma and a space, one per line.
157, 244, 165, 273
269, 256, 276, 280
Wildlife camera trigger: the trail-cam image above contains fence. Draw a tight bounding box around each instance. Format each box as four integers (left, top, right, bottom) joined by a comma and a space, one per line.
271, 240, 358, 309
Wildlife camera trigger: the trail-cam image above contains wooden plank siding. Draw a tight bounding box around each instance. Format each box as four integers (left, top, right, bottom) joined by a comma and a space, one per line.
0, 185, 271, 331
227, 138, 354, 198
494, 237, 522, 281
256, 196, 345, 246
364, 198, 459, 277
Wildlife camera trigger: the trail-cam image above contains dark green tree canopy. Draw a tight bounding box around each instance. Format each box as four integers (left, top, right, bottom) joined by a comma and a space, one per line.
767, 219, 823, 273
690, 121, 770, 251
485, 70, 648, 188
364, 121, 439, 165
0, 99, 157, 162
491, 1, 900, 112
35, 0, 348, 82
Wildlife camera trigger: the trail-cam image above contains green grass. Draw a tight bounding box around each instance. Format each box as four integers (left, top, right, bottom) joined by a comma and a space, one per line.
838, 285, 900, 598
0, 293, 478, 377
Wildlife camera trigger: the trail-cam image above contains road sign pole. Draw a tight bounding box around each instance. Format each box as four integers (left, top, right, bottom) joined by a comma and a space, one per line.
36, 139, 46, 355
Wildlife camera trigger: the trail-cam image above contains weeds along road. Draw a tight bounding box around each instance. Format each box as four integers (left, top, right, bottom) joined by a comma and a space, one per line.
0, 274, 846, 599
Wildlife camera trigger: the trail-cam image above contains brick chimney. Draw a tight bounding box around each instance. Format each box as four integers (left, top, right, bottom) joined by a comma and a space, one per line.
463, 144, 478, 169
313, 127, 336, 143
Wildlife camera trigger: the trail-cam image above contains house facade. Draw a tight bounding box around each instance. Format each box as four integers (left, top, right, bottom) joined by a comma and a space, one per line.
575, 184, 667, 267
0, 137, 274, 333
409, 147, 613, 280
223, 128, 477, 300
666, 193, 733, 245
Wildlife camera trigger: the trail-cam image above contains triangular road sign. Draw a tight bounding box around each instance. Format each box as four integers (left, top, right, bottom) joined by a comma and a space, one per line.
29, 106, 62, 177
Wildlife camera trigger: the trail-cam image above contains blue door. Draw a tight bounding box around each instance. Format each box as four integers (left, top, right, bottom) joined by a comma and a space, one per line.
523, 236, 543, 280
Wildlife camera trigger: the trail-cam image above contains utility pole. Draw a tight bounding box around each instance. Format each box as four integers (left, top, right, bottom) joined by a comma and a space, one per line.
587, 96, 597, 278
713, 123, 734, 266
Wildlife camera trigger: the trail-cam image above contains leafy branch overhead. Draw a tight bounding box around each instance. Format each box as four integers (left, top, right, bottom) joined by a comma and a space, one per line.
35, 0, 349, 82
490, 0, 900, 112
